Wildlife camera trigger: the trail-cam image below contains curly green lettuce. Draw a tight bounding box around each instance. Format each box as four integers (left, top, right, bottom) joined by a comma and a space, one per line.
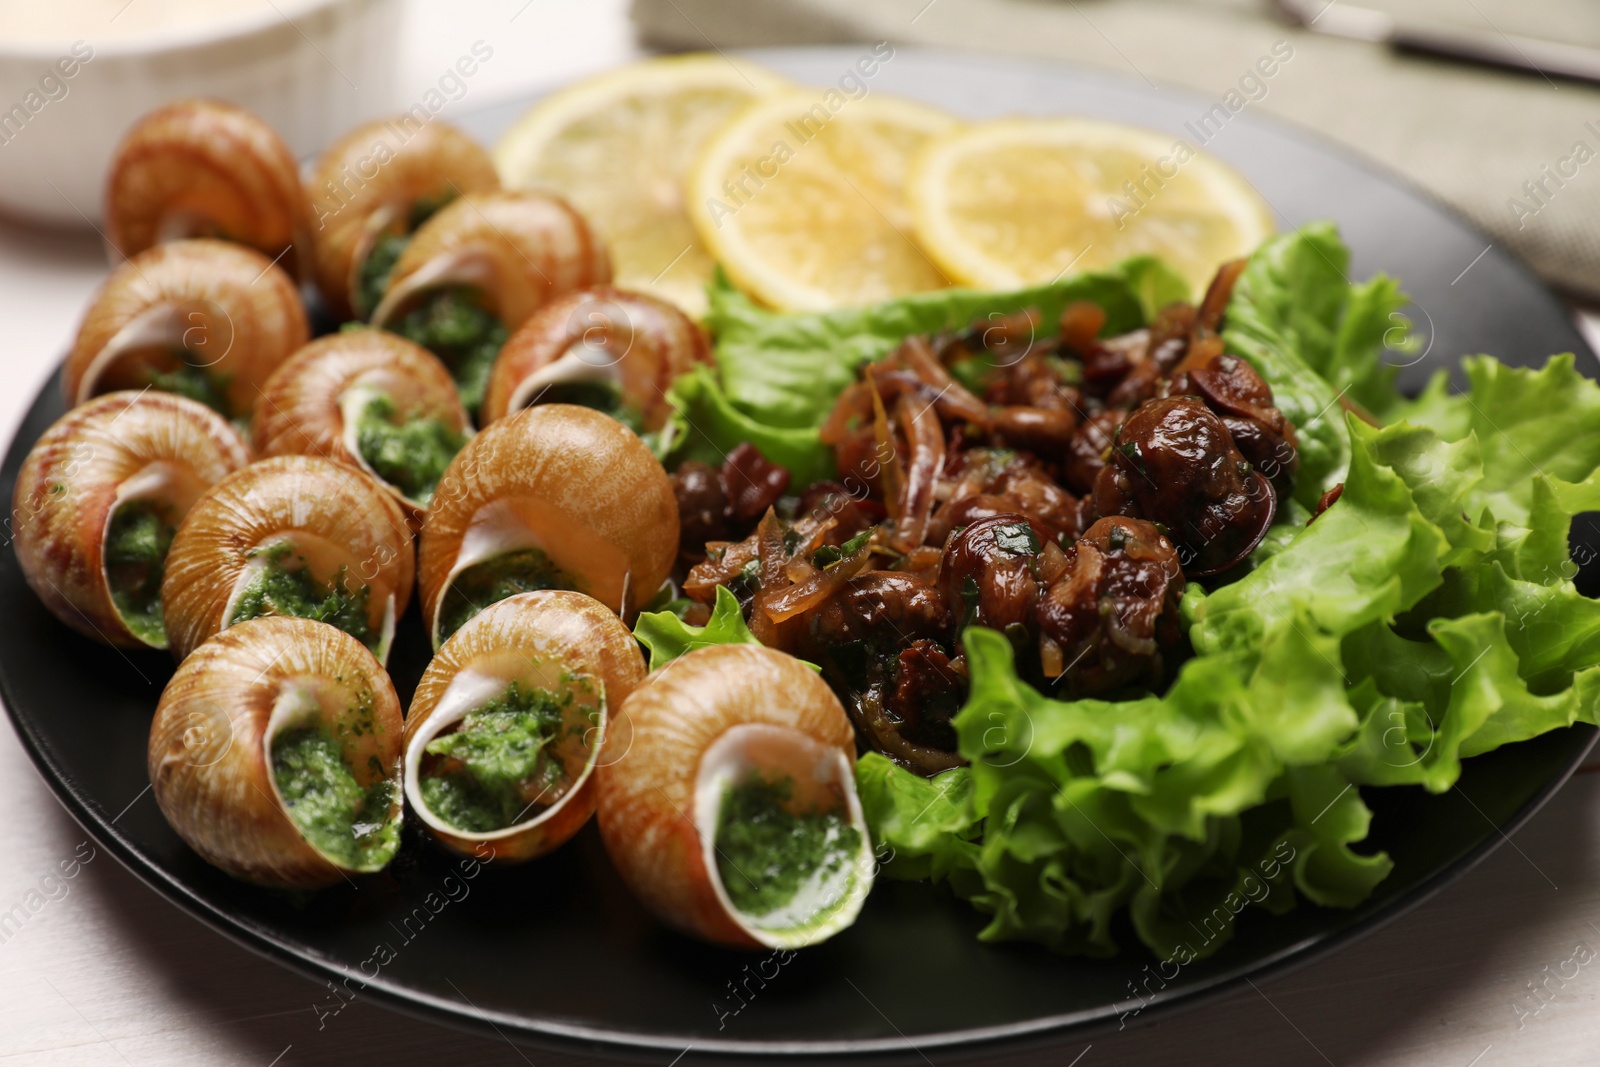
634, 586, 763, 670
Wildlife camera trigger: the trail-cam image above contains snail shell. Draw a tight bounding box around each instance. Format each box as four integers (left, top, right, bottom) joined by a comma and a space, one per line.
63, 239, 309, 420
369, 190, 611, 332
252, 330, 471, 517
11, 391, 251, 649
162, 455, 414, 663
308, 118, 501, 320
104, 99, 309, 277
597, 644, 875, 949
418, 404, 678, 648
480, 287, 711, 429
148, 616, 404, 888
403, 591, 646, 862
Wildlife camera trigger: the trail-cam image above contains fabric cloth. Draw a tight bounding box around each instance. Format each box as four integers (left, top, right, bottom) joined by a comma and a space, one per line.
632, 0, 1600, 301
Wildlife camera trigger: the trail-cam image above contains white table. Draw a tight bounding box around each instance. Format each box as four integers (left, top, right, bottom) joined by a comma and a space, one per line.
5, 4, 1600, 1064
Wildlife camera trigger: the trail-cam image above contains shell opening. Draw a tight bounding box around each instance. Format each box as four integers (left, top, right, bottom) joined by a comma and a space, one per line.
339, 381, 467, 509
76, 303, 236, 413
223, 532, 398, 663
156, 208, 218, 244
265, 674, 402, 873
431, 499, 627, 645
349, 192, 460, 319
404, 658, 604, 841
374, 277, 508, 417
505, 343, 635, 428
694, 724, 874, 948
370, 248, 503, 329
101, 461, 211, 649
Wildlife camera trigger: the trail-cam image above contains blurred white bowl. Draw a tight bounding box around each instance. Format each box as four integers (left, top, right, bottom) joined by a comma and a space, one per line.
0, 0, 400, 228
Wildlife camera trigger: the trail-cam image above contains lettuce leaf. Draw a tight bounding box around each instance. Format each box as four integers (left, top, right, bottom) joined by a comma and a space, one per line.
633, 586, 762, 670
1392, 353, 1600, 526
1223, 221, 1414, 507
633, 585, 822, 673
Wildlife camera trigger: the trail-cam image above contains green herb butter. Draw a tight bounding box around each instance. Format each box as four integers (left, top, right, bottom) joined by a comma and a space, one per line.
530, 379, 644, 433
145, 361, 233, 418
715, 773, 861, 919
272, 724, 398, 870
229, 542, 376, 650
392, 287, 508, 416
437, 547, 575, 642
420, 682, 576, 833
353, 394, 466, 506
104, 500, 174, 646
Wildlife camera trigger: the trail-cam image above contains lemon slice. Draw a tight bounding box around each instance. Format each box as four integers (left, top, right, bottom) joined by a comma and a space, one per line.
908, 117, 1275, 296
688, 91, 957, 311
494, 54, 788, 318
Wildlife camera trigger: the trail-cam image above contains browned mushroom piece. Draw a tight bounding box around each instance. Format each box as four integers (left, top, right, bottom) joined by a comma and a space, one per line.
796, 571, 964, 775
1171, 347, 1300, 499
720, 442, 791, 523
1036, 515, 1186, 697
993, 404, 1079, 454
1098, 395, 1276, 575
669, 443, 792, 567
1146, 301, 1198, 371
671, 460, 729, 563
939, 513, 1052, 633
1063, 408, 1126, 495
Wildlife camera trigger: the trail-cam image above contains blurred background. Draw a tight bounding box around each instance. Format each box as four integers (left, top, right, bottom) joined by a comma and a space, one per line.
4, 1, 1600, 1064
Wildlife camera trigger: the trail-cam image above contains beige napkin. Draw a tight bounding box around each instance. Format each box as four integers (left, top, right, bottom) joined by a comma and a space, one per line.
633, 0, 1600, 303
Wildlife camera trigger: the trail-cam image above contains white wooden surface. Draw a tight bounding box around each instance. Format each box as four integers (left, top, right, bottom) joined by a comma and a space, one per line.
6, 4, 1600, 1063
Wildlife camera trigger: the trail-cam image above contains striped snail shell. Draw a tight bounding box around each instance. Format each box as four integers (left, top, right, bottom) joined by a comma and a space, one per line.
597, 645, 875, 949
104, 99, 309, 277
417, 404, 677, 648
403, 591, 646, 862
161, 455, 414, 663
480, 287, 710, 430
148, 616, 404, 888
63, 239, 308, 421
308, 117, 501, 320
369, 190, 611, 332
11, 391, 251, 648
252, 330, 471, 518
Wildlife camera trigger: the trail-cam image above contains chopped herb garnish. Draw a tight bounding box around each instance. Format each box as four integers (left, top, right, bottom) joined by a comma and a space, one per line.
993, 521, 1041, 557
812, 529, 872, 568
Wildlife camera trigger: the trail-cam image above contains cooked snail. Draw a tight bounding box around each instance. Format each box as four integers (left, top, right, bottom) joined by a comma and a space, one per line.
253, 330, 470, 515
63, 239, 309, 421
308, 118, 501, 320
104, 100, 309, 276
1093, 395, 1275, 575
148, 616, 403, 888
162, 455, 414, 663
403, 591, 646, 862
480, 287, 709, 429
597, 644, 874, 949
418, 404, 676, 648
1035, 515, 1186, 696
11, 391, 251, 649
369, 191, 612, 414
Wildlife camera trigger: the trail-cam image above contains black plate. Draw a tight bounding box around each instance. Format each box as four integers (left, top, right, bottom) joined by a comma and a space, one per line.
2, 47, 1596, 1065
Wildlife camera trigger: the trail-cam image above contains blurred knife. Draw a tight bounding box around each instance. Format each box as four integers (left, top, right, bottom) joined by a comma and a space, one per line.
1274, 0, 1600, 87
